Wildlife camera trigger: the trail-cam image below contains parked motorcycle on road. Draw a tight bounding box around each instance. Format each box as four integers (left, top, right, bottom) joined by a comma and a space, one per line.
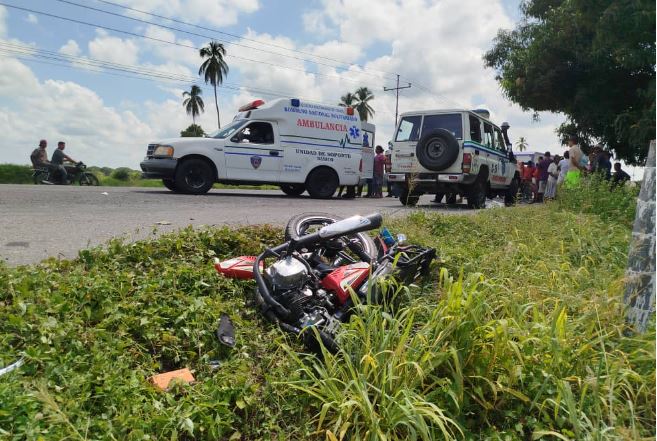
33, 162, 99, 186
215, 212, 436, 352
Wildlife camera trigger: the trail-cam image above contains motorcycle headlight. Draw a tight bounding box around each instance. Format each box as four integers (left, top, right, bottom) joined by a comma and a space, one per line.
153, 145, 174, 157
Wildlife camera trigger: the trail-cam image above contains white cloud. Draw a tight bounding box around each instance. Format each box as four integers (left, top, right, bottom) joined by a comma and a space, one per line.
59, 40, 81, 57
88, 30, 140, 66
26, 13, 38, 24
110, 0, 259, 27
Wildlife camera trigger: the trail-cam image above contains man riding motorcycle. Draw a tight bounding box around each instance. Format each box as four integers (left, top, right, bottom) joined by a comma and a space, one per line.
50, 141, 78, 184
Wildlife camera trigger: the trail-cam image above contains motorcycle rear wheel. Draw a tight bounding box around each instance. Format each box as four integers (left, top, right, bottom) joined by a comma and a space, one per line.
284, 212, 378, 261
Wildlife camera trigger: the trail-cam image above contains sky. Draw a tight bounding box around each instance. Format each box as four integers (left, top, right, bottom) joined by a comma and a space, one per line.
0, 0, 628, 175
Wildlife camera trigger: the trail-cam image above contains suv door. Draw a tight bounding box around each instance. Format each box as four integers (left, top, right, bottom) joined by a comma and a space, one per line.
224, 121, 282, 182
391, 115, 422, 173
491, 128, 511, 187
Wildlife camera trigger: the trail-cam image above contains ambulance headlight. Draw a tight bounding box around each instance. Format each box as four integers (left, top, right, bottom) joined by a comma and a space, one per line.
153, 145, 174, 157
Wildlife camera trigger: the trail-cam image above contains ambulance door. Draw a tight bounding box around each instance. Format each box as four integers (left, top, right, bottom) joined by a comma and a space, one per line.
224, 121, 281, 182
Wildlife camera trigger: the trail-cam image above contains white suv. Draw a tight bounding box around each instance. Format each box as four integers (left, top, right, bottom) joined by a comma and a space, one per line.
388, 109, 519, 208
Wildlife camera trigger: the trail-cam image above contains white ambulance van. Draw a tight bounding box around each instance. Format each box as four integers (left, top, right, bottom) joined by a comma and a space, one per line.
140, 98, 375, 198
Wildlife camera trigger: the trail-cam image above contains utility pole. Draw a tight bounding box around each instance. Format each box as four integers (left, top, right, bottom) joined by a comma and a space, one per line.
384, 74, 411, 128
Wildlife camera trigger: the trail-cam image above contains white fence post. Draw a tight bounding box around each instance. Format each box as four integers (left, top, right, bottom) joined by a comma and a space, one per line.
624, 140, 656, 332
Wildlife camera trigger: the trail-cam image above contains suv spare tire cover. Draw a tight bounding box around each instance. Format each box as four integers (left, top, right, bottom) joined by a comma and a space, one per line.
415, 129, 460, 171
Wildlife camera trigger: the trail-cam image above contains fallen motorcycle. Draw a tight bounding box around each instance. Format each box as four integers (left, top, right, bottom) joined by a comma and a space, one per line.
214, 212, 436, 352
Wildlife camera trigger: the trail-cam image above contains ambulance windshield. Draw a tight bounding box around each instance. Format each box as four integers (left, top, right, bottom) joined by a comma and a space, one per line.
207, 120, 246, 139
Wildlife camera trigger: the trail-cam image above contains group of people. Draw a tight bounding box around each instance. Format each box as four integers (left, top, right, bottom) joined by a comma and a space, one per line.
30, 139, 78, 183
336, 145, 393, 198
519, 135, 631, 203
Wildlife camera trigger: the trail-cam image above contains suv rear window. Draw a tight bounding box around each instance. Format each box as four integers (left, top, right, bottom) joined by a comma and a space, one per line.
421, 114, 463, 139
395, 115, 422, 142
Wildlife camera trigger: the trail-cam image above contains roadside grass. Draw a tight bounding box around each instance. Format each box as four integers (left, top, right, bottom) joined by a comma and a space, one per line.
0, 163, 279, 190
0, 204, 654, 440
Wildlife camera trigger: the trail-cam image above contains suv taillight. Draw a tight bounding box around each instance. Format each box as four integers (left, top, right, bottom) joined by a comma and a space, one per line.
462, 153, 472, 173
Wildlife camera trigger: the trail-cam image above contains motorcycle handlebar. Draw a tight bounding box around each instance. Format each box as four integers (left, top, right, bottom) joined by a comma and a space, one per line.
289, 213, 383, 252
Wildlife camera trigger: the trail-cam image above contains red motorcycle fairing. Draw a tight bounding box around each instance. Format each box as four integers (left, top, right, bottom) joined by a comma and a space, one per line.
321, 262, 371, 305
214, 256, 262, 279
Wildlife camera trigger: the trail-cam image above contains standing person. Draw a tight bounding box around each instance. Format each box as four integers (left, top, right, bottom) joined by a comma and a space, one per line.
521, 160, 534, 202
544, 156, 559, 199
372, 145, 385, 198
30, 139, 49, 167
536, 152, 552, 203
565, 135, 585, 188
384, 149, 393, 197
611, 162, 631, 188
50, 141, 77, 184
597, 150, 612, 180
557, 151, 570, 185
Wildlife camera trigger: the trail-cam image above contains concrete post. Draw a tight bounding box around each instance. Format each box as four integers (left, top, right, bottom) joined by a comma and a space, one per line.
624, 140, 656, 332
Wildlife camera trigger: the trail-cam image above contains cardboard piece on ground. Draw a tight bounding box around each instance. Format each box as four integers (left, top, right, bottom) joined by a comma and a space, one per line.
150, 368, 195, 390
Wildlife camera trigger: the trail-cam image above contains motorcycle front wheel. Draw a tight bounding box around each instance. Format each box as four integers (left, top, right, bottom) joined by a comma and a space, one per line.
284, 212, 378, 262
79, 173, 100, 186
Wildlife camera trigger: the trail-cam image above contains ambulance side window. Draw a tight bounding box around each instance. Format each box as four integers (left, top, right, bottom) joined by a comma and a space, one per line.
233, 122, 274, 144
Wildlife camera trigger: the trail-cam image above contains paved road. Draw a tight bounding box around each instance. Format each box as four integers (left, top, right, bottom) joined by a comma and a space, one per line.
0, 184, 483, 266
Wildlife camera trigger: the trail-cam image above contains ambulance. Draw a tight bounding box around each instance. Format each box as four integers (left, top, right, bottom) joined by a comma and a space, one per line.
140, 98, 375, 198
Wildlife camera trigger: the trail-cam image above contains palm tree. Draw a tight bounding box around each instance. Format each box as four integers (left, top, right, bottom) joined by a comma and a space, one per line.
515, 137, 529, 152
338, 92, 357, 107
354, 86, 375, 121
198, 41, 229, 129
182, 85, 204, 125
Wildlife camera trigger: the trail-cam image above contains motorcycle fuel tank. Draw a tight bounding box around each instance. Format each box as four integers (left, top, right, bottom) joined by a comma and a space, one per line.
214, 256, 261, 279
321, 262, 370, 305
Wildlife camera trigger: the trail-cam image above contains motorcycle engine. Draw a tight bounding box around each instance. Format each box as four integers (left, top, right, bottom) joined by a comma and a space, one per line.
265, 256, 336, 327
266, 256, 308, 290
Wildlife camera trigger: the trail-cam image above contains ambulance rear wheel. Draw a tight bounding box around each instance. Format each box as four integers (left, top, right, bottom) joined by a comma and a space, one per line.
306, 167, 339, 199
280, 183, 306, 197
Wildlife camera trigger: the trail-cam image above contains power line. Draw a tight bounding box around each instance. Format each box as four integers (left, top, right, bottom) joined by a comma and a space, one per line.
92, 0, 399, 79
0, 2, 387, 89
54, 0, 391, 83
383, 74, 412, 128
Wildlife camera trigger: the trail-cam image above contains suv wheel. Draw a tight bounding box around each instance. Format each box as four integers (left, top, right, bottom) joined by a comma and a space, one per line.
175, 158, 214, 194
467, 175, 487, 209
504, 178, 519, 206
415, 129, 460, 171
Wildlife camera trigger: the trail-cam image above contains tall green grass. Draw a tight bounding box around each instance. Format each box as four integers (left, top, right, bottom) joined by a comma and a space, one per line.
555, 174, 640, 228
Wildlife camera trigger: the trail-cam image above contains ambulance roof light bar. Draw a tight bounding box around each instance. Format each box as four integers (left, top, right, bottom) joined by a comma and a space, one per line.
238, 99, 265, 112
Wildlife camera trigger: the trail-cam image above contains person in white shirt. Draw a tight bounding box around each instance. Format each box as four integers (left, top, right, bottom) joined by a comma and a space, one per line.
557, 151, 570, 185
545, 156, 559, 199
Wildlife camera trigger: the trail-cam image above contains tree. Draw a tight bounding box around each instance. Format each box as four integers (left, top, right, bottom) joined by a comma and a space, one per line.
515, 137, 529, 152
182, 85, 204, 125
180, 124, 205, 137
338, 92, 357, 107
484, 0, 655, 164
354, 87, 375, 122
199, 41, 229, 130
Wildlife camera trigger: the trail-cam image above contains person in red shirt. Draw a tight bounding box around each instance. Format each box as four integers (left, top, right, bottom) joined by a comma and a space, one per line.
372, 145, 386, 198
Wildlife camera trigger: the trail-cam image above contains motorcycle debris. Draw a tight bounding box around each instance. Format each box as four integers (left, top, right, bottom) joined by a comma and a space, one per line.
155, 220, 171, 225
101, 192, 109, 195
208, 360, 222, 371
215, 314, 236, 348
0, 357, 24, 377
149, 368, 195, 390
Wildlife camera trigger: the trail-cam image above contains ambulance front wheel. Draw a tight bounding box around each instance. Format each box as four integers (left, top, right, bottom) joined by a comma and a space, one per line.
306, 167, 339, 199
280, 183, 306, 197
